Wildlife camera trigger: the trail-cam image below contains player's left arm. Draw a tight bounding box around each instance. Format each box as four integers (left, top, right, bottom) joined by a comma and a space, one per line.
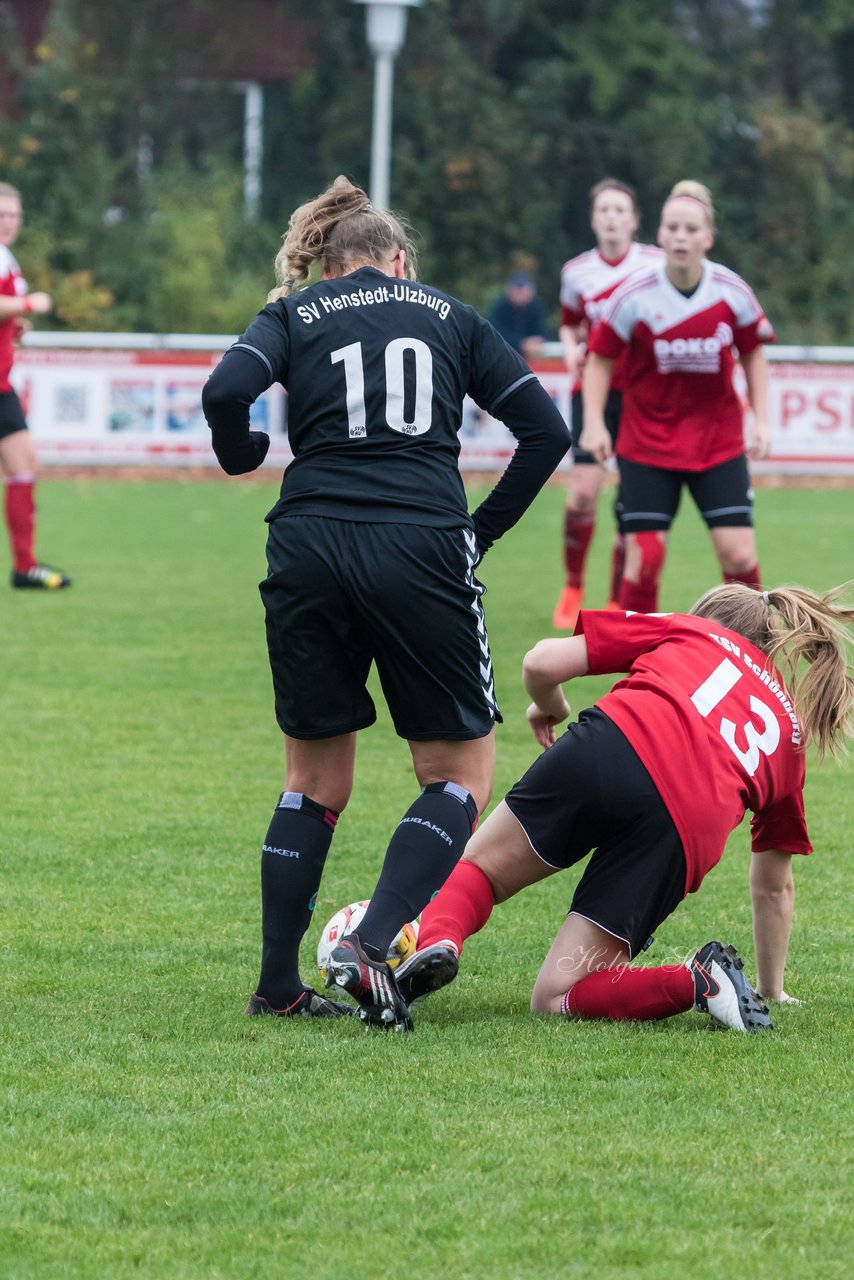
470, 377, 571, 559
739, 344, 770, 460
750, 847, 798, 1003
522, 636, 590, 748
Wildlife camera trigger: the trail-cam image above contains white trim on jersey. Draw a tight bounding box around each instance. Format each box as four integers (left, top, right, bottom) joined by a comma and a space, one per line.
601, 259, 765, 347
0, 244, 24, 289
559, 243, 663, 324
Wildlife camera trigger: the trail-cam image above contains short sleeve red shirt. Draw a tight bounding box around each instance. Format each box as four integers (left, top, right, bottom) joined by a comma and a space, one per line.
558, 243, 663, 391
575, 609, 811, 893
587, 259, 774, 471
0, 245, 26, 392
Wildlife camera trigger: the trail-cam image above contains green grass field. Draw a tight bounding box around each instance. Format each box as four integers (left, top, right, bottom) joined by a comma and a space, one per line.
2, 477, 852, 1280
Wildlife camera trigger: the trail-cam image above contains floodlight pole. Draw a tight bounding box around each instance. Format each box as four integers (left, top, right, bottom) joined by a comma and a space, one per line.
352, 0, 422, 210
243, 81, 264, 221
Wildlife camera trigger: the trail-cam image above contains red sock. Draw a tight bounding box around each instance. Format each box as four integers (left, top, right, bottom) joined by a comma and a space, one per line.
563, 509, 595, 588
608, 534, 625, 603
619, 531, 664, 612
724, 565, 761, 590
619, 578, 658, 613
4, 477, 37, 573
564, 964, 694, 1021
417, 860, 495, 955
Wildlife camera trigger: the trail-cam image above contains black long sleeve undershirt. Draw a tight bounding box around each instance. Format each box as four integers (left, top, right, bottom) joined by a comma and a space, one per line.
201, 348, 272, 475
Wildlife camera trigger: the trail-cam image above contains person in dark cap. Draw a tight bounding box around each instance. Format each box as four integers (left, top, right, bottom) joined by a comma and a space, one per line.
488, 271, 548, 360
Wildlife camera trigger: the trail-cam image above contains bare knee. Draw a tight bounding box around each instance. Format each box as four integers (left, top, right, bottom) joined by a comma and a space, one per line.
568, 466, 601, 512
0, 430, 38, 478
711, 529, 757, 576
718, 546, 757, 575
283, 777, 352, 814
411, 735, 495, 816
283, 734, 356, 815
530, 986, 566, 1015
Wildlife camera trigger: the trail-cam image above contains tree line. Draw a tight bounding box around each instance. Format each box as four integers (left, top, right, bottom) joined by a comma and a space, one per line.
1, 0, 852, 342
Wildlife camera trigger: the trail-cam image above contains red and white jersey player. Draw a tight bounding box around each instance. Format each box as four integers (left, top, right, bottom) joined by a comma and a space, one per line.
559, 241, 663, 392
590, 257, 775, 471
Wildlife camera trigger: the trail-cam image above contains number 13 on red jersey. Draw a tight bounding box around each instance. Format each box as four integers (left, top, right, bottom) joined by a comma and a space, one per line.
690, 657, 781, 777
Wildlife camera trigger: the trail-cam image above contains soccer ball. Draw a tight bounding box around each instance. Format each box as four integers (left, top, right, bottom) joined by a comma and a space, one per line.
317, 900, 420, 980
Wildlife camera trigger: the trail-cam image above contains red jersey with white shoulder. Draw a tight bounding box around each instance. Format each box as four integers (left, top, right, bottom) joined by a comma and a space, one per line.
0, 244, 27, 393
588, 259, 774, 470
559, 243, 663, 391
575, 609, 811, 894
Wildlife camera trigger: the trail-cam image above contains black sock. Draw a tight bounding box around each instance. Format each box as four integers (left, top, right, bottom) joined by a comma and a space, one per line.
356, 783, 478, 961
256, 792, 338, 1007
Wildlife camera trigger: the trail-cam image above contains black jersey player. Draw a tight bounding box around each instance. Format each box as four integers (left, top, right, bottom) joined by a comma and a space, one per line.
202, 176, 570, 1030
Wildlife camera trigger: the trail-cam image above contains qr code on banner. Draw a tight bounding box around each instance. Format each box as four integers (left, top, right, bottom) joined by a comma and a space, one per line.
54, 385, 88, 423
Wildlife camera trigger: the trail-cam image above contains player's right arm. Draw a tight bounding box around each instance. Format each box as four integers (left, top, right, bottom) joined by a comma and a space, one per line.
0, 290, 51, 318
202, 306, 288, 474
580, 352, 615, 462
522, 635, 590, 748
750, 848, 797, 1003
202, 347, 272, 474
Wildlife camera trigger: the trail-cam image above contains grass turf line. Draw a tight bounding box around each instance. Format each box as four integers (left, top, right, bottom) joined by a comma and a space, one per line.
1, 480, 852, 1280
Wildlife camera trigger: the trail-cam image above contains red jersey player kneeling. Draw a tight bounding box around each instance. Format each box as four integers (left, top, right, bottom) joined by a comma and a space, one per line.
395, 583, 853, 1032
581, 180, 773, 616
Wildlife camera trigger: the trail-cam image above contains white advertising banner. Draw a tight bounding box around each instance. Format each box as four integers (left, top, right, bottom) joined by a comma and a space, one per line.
764, 360, 854, 471
12, 337, 854, 474
12, 342, 287, 466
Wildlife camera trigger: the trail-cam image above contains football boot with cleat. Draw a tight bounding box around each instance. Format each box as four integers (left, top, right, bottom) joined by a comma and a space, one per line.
395, 941, 460, 1006
245, 988, 355, 1018
325, 933, 413, 1031
689, 941, 772, 1032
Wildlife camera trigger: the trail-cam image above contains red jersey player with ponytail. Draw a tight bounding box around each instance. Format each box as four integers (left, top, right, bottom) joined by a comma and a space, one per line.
552, 179, 663, 630
581, 180, 772, 615
395, 583, 853, 1033
0, 182, 70, 590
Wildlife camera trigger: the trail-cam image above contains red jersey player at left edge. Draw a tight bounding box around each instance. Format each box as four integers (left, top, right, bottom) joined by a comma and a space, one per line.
581, 179, 773, 615
0, 181, 70, 590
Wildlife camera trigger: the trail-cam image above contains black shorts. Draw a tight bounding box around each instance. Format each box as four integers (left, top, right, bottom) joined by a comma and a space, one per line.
618, 453, 754, 533
0, 389, 28, 441
504, 707, 686, 957
571, 389, 622, 465
261, 515, 501, 741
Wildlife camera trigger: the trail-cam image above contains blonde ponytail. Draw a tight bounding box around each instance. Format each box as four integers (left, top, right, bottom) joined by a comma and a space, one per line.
690, 582, 854, 759
268, 175, 417, 302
